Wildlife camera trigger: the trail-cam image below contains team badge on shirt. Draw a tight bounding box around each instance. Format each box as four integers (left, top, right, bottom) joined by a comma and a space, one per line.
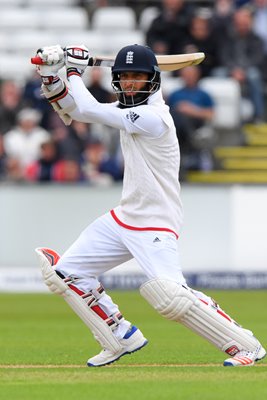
126, 111, 140, 123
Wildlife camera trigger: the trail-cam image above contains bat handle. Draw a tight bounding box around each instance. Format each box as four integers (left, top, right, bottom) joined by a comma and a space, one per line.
31, 55, 94, 66
31, 56, 44, 65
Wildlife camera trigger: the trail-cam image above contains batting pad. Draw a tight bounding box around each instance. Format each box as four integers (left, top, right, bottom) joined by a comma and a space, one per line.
140, 278, 259, 355
35, 248, 123, 353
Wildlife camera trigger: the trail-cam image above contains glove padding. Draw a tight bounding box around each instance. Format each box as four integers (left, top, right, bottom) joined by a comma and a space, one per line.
64, 44, 89, 77
37, 44, 64, 65
36, 45, 65, 85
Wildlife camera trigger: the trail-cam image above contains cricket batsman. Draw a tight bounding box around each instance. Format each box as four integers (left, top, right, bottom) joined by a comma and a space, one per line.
34, 44, 266, 367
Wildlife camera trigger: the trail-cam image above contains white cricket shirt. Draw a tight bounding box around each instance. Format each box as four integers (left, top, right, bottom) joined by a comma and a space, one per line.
59, 75, 184, 237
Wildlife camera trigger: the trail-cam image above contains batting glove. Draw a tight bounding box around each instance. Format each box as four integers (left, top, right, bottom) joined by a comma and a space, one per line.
64, 45, 89, 78
36, 45, 65, 85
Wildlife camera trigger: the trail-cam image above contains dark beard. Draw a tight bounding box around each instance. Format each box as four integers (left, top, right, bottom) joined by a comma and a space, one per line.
117, 82, 151, 108
117, 96, 148, 108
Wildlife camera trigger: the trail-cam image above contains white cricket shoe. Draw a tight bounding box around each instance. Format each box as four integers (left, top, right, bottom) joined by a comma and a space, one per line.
87, 325, 148, 367
224, 344, 266, 367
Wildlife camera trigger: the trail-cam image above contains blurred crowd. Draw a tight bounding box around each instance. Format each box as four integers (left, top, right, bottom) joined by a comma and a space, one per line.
0, 0, 267, 183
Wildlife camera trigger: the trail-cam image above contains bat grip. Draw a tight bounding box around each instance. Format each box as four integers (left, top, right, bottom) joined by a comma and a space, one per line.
31, 56, 44, 65
31, 56, 94, 66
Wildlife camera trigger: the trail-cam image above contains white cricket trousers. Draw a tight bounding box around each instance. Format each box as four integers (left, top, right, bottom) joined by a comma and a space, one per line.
55, 211, 186, 338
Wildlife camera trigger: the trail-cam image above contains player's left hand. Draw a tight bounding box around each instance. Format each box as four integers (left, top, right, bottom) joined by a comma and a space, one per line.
35, 45, 65, 85
64, 44, 89, 77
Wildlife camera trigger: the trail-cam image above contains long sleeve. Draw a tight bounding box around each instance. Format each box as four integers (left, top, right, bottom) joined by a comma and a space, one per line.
62, 75, 168, 138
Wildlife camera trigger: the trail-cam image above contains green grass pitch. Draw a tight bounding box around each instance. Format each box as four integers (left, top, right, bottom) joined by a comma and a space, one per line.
1, 290, 266, 400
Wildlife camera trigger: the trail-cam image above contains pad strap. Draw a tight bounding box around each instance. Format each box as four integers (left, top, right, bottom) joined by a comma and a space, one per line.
64, 279, 125, 331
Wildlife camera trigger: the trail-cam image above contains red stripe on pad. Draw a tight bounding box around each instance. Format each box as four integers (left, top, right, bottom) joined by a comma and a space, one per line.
199, 298, 232, 322
199, 299, 209, 305
91, 305, 108, 320
217, 309, 232, 322
69, 283, 84, 296
68, 284, 108, 320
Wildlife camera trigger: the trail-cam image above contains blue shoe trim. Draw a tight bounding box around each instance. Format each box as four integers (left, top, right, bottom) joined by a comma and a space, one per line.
223, 361, 234, 367
123, 325, 138, 339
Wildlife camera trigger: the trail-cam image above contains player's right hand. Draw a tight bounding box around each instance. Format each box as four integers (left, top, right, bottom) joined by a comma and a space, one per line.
64, 44, 89, 77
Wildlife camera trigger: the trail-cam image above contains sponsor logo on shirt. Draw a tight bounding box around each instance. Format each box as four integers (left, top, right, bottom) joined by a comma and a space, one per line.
127, 111, 140, 123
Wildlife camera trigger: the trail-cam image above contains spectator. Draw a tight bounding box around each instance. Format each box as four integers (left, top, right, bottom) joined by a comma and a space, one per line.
52, 120, 91, 162
82, 138, 123, 186
0, 135, 7, 180
5, 158, 23, 182
3, 108, 50, 176
81, 0, 109, 18
146, 0, 194, 55
167, 66, 215, 175
213, 6, 265, 122
85, 67, 120, 154
86, 67, 115, 103
180, 9, 221, 77
53, 159, 84, 183
235, 0, 252, 6
0, 80, 24, 135
22, 70, 55, 131
252, 0, 267, 82
1, 132, 24, 182
25, 139, 58, 182
211, 0, 234, 35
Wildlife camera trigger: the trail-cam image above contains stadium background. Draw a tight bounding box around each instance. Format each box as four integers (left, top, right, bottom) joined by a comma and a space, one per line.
0, 0, 267, 292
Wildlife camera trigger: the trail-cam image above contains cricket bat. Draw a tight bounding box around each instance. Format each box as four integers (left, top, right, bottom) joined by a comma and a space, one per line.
31, 52, 205, 72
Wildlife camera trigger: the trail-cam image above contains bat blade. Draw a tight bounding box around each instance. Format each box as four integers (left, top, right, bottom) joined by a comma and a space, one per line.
156, 52, 205, 71
31, 52, 205, 72
89, 52, 205, 71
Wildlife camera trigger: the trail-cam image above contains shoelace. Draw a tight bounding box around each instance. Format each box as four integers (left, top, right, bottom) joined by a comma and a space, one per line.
235, 350, 254, 358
